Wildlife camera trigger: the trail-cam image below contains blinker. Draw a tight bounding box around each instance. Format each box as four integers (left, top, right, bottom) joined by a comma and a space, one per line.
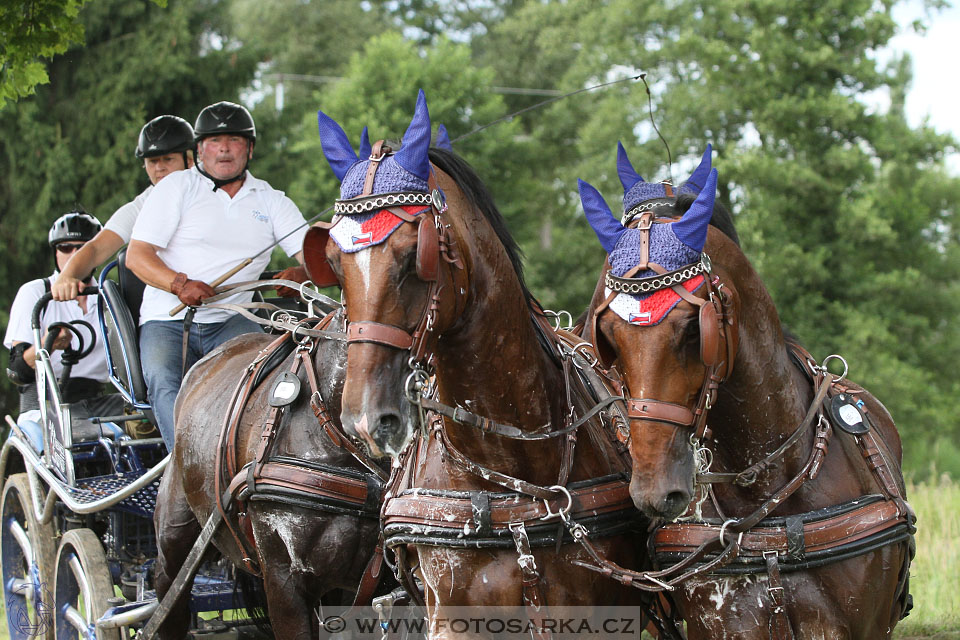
269, 371, 302, 407
829, 393, 869, 434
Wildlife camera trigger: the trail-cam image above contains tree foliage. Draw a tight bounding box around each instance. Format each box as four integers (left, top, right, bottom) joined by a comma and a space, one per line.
0, 0, 956, 477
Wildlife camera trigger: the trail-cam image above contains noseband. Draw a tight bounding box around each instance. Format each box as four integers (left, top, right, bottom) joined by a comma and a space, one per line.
592, 211, 738, 440
335, 141, 465, 370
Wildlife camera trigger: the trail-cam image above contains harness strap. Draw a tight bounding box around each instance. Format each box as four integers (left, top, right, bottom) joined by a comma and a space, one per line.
347, 321, 414, 350
764, 551, 796, 640
510, 522, 552, 640
180, 307, 195, 378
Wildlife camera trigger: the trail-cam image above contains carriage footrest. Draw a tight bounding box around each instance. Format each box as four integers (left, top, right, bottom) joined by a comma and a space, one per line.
141, 579, 249, 613
64, 471, 160, 516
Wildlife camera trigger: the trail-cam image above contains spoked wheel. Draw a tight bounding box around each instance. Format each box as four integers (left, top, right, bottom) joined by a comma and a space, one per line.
1, 472, 56, 640
53, 529, 119, 640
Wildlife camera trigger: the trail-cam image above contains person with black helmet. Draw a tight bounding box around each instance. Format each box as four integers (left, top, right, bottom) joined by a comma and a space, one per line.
126, 101, 309, 449
51, 115, 195, 301
4, 210, 123, 418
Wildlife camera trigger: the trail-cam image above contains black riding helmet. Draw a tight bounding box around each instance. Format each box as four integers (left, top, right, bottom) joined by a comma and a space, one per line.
193, 101, 256, 143
49, 210, 102, 278
49, 210, 102, 247
193, 101, 256, 191
135, 115, 195, 166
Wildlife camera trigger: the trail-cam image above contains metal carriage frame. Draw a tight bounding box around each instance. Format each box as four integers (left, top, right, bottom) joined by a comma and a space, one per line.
1, 255, 255, 640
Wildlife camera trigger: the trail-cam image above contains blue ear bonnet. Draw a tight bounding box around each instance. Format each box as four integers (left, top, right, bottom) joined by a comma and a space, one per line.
609, 225, 700, 279
318, 89, 433, 199
623, 182, 674, 213
340, 158, 429, 199
621, 143, 713, 213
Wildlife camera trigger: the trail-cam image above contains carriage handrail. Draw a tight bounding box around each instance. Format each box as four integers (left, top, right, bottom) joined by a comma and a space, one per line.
0, 424, 169, 521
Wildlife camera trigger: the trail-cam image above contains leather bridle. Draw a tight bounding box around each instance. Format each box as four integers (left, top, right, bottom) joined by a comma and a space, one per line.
327, 141, 466, 372
591, 211, 739, 441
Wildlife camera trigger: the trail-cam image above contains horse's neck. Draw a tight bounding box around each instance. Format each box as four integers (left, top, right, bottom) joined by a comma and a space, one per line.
434, 281, 563, 431
708, 267, 813, 489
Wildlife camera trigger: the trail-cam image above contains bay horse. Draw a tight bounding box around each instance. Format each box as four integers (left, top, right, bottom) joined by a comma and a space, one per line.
152, 308, 389, 640
577, 144, 915, 638
308, 91, 650, 637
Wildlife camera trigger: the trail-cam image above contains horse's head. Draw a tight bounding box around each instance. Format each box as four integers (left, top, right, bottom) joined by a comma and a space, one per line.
580, 144, 740, 520
307, 91, 467, 458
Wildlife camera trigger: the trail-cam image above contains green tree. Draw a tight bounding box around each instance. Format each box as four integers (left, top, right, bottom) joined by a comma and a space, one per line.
0, 0, 257, 418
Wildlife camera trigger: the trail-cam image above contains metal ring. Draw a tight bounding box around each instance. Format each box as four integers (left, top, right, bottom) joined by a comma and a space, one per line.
404, 369, 428, 404
540, 485, 574, 521
718, 519, 738, 545
821, 354, 849, 382
290, 322, 313, 346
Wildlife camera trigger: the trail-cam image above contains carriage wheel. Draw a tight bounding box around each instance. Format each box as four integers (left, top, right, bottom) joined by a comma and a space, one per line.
1, 472, 57, 640
53, 529, 120, 640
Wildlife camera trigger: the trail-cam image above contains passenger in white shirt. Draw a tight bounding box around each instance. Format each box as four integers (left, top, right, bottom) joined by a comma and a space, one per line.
5, 212, 123, 419
51, 115, 196, 301
126, 101, 309, 449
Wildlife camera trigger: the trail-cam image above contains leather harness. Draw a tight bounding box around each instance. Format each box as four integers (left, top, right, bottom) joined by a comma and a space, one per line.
332, 145, 643, 635
211, 311, 391, 608
576, 208, 915, 638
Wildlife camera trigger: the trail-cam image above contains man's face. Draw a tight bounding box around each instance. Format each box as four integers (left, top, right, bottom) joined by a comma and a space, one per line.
144, 153, 191, 185
55, 241, 88, 271
198, 135, 252, 180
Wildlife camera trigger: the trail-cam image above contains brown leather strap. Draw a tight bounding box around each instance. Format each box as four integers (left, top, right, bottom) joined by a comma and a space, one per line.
764, 551, 796, 640
347, 321, 414, 350
383, 476, 634, 530
362, 141, 390, 196
653, 498, 905, 555
510, 522, 552, 639
627, 399, 695, 427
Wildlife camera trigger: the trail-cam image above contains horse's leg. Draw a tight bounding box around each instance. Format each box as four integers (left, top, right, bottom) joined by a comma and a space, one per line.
153, 463, 201, 640
260, 567, 318, 640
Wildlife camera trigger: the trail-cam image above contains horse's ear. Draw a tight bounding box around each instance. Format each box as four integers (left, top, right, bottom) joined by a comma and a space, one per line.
358, 126, 372, 159
394, 89, 432, 181
672, 168, 717, 253
435, 123, 453, 151
681, 144, 712, 195
578, 179, 627, 254
317, 109, 360, 181
617, 141, 644, 192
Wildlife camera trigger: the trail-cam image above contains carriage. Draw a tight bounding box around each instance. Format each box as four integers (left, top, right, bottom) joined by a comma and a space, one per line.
0, 253, 271, 640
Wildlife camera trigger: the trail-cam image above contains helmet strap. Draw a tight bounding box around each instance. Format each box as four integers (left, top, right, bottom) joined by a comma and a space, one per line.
197, 161, 248, 192
197, 140, 250, 192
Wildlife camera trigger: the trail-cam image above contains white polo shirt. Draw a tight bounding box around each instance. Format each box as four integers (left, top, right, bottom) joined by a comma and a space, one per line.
3, 272, 110, 382
131, 167, 307, 324
104, 185, 152, 243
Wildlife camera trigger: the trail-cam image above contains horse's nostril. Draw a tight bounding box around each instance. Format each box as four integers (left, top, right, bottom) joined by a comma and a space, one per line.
378, 413, 402, 434
662, 491, 691, 519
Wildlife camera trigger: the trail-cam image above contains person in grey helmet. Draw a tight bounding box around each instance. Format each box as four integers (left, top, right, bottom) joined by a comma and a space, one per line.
126, 101, 309, 449
5, 211, 124, 419
52, 115, 196, 301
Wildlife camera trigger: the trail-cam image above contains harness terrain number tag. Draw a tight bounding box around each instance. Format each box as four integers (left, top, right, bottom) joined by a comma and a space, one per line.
269, 371, 302, 407
829, 393, 869, 434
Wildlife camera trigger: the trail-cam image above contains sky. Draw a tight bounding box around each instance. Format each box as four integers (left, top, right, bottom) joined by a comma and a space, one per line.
889, 0, 960, 170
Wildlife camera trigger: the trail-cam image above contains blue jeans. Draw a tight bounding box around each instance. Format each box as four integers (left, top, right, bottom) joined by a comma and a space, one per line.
139, 314, 262, 450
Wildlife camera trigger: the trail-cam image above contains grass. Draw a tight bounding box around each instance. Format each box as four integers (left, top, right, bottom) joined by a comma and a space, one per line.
0, 481, 957, 639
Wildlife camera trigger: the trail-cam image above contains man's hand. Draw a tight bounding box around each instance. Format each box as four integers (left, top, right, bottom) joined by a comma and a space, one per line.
272, 265, 309, 298
43, 327, 73, 352
170, 272, 215, 306
50, 275, 85, 301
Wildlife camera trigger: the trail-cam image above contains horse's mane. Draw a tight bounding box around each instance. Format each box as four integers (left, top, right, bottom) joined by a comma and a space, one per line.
428, 147, 559, 363
428, 147, 537, 309
673, 193, 740, 246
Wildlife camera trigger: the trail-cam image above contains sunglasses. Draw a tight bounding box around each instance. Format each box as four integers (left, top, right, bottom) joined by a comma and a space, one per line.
56, 243, 85, 254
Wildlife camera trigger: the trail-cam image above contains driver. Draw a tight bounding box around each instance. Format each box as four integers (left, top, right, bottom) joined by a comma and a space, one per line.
4, 211, 124, 418
51, 115, 196, 301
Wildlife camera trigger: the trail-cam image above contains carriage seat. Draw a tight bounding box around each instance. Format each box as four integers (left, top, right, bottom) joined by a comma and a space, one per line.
100, 249, 153, 423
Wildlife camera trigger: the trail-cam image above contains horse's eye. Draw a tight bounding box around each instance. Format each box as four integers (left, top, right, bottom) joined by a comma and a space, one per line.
678, 316, 700, 349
